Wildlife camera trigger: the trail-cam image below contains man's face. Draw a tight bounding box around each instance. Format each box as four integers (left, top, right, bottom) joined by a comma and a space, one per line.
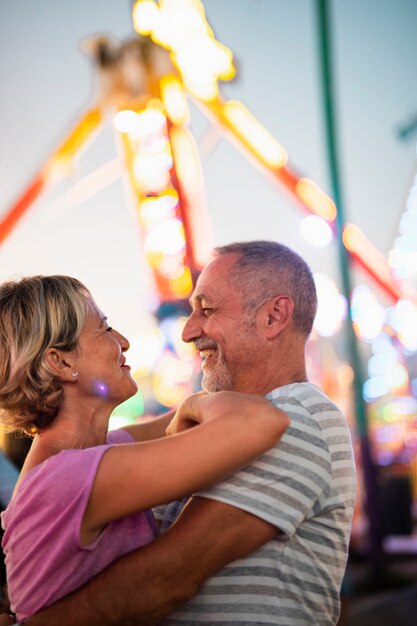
182, 254, 263, 393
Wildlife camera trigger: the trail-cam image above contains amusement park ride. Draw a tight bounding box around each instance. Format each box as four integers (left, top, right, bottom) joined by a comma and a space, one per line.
1, 0, 417, 554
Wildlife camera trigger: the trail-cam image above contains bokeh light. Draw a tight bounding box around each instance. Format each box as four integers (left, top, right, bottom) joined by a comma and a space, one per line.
389, 299, 417, 352
351, 285, 385, 342
313, 273, 347, 337
300, 215, 333, 247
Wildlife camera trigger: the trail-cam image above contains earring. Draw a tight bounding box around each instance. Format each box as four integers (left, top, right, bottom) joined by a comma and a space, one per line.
71, 371, 79, 378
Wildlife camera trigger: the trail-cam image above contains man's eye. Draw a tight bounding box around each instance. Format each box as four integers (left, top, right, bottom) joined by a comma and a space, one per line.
201, 308, 212, 316
105, 327, 113, 332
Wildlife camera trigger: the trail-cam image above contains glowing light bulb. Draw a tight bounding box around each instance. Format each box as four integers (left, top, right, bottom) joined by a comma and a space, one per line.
160, 75, 190, 126
139, 192, 178, 227
145, 218, 186, 257
133, 152, 172, 192
300, 215, 333, 247
223, 101, 288, 169
296, 179, 336, 221
132, 1, 159, 35
113, 110, 140, 134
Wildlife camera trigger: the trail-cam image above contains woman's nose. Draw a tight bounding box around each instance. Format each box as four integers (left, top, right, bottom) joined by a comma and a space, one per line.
114, 329, 130, 351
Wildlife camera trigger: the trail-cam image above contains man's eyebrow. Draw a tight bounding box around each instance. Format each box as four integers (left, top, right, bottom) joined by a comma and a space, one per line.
99, 316, 108, 327
189, 293, 205, 306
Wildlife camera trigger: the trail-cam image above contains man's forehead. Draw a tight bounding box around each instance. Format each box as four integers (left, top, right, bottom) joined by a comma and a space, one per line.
201, 253, 238, 280
189, 254, 240, 304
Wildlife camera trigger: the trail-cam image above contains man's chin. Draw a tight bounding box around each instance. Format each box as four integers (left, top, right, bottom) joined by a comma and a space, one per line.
201, 371, 233, 393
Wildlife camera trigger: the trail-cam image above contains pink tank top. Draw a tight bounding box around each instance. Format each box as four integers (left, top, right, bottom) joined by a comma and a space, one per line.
1, 429, 157, 621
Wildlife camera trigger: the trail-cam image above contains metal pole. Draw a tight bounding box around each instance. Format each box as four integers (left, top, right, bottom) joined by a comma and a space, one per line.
316, 0, 383, 571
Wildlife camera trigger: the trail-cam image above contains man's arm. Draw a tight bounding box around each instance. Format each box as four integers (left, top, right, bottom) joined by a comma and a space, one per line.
26, 497, 278, 626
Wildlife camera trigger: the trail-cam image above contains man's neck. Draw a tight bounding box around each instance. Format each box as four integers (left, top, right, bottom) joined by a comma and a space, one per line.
235, 334, 308, 395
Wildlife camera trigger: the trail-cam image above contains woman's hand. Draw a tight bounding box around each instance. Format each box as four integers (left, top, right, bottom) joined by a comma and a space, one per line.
166, 392, 208, 435
0, 615, 15, 625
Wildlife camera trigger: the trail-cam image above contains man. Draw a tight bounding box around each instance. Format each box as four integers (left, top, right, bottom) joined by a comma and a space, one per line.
2, 240, 355, 625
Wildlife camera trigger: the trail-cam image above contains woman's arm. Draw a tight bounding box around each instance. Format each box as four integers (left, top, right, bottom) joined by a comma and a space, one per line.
82, 392, 289, 541
121, 411, 175, 442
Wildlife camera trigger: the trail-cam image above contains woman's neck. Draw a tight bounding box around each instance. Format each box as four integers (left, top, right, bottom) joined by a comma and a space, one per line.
15, 402, 113, 493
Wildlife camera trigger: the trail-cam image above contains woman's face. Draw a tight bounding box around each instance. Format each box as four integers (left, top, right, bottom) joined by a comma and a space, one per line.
70, 306, 138, 408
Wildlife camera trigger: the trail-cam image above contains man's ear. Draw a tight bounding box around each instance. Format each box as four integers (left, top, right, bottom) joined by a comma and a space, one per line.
44, 348, 77, 382
264, 295, 294, 338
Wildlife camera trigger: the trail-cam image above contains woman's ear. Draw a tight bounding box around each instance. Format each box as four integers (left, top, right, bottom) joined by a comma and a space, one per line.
264, 295, 294, 338
44, 348, 77, 382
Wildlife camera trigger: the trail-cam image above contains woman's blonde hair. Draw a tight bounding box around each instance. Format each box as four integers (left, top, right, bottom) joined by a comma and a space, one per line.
0, 275, 95, 435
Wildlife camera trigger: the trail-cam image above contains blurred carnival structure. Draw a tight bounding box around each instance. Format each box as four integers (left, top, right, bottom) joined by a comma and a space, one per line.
1, 0, 417, 567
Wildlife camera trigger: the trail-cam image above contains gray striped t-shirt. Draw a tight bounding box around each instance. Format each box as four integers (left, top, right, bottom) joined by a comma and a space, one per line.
155, 382, 356, 625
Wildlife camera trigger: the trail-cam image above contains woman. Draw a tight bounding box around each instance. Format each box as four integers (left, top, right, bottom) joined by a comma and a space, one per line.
0, 275, 289, 622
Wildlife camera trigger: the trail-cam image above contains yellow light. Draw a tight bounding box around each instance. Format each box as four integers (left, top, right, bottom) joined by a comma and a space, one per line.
391, 363, 409, 391
170, 127, 203, 195
145, 218, 186, 257
169, 266, 193, 299
152, 350, 194, 407
133, 152, 172, 192
170, 127, 214, 268
336, 363, 354, 387
139, 192, 178, 227
153, 375, 188, 408
158, 256, 185, 280
51, 108, 102, 172
160, 75, 190, 126
137, 108, 167, 136
296, 178, 337, 221
208, 42, 235, 79
117, 108, 166, 145
132, 0, 160, 36
145, 248, 164, 270
132, 0, 236, 101
223, 101, 288, 169
342, 223, 363, 250
113, 110, 140, 134
343, 224, 395, 289
185, 79, 218, 102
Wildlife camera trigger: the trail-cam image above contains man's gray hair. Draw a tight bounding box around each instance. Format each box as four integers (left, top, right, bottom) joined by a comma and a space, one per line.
214, 240, 318, 336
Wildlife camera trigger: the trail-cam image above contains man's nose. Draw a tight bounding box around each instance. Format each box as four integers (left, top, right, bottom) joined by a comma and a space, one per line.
182, 312, 202, 344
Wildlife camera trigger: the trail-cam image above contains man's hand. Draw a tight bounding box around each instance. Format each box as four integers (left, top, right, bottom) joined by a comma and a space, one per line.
0, 614, 15, 625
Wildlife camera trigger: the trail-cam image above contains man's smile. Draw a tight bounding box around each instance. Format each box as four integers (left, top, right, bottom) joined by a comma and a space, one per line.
199, 348, 216, 362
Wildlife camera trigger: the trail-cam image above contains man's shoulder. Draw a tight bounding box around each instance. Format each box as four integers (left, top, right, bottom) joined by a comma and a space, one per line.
268, 382, 353, 462
268, 381, 335, 405
268, 382, 345, 423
